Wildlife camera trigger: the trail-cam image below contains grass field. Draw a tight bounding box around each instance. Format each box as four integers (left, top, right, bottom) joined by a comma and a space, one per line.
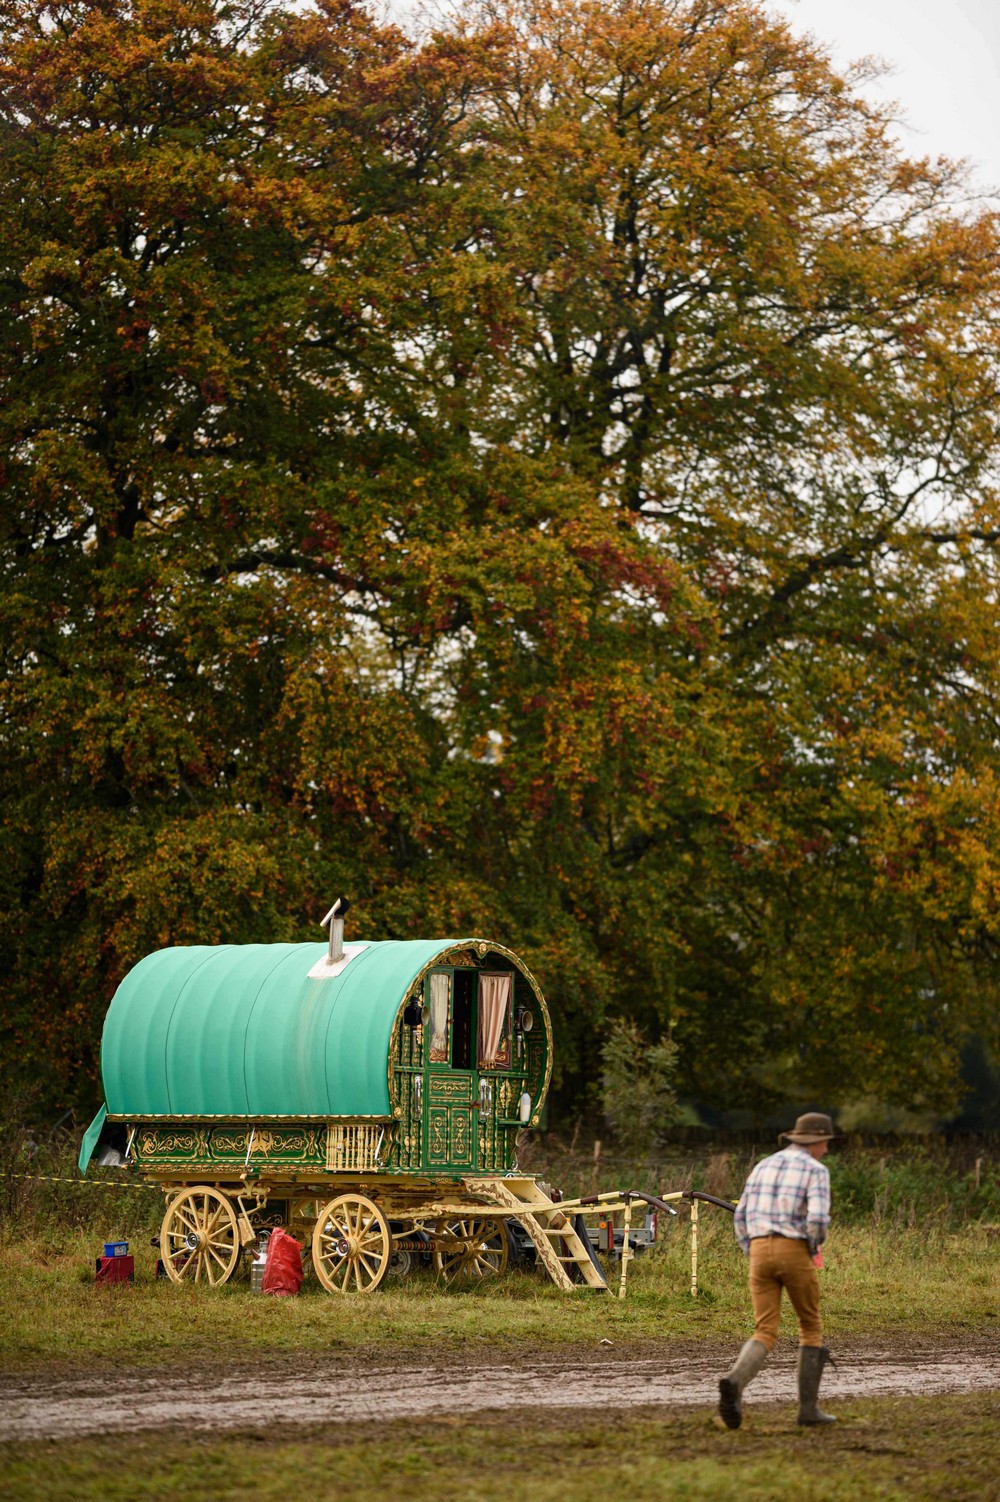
2, 1132, 998, 1369
3, 1138, 997, 1502
2, 1393, 998, 1502
1, 1215, 997, 1371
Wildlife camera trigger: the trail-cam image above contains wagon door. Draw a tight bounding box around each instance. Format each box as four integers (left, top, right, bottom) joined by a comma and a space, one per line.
422, 969, 479, 1171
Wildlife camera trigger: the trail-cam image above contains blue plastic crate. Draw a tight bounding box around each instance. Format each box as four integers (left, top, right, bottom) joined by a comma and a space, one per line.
103, 1241, 129, 1258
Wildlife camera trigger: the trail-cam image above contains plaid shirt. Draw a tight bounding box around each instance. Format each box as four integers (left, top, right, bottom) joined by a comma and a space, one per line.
733, 1144, 831, 1255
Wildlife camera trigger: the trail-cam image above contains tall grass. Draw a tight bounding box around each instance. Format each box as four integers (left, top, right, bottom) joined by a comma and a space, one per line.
2, 1207, 997, 1372
0, 1096, 160, 1249
518, 1133, 1000, 1231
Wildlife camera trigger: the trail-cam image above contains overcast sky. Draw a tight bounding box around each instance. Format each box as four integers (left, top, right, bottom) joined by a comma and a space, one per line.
384, 0, 1000, 200
767, 0, 1000, 199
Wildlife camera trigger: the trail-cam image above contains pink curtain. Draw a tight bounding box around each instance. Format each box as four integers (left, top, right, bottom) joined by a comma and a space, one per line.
478, 973, 511, 1067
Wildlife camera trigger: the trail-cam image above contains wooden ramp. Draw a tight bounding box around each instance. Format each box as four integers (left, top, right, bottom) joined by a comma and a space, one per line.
464, 1176, 608, 1292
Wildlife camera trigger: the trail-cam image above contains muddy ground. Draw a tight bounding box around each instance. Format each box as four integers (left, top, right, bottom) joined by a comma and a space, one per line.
3, 1334, 998, 1442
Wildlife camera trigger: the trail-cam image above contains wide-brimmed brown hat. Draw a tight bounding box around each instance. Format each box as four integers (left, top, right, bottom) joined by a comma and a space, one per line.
780, 1112, 843, 1145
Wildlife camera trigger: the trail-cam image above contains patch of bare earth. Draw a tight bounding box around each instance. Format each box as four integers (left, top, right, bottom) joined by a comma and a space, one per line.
2, 1334, 998, 1442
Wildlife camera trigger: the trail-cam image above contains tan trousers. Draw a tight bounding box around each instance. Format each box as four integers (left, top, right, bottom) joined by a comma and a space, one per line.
748, 1235, 823, 1350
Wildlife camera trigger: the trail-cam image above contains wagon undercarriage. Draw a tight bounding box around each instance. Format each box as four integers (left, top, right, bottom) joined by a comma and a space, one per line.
156, 1176, 687, 1295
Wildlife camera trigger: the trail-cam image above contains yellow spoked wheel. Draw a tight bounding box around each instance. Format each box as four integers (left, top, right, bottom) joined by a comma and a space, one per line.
160, 1186, 241, 1286
312, 1193, 391, 1294
433, 1217, 509, 1281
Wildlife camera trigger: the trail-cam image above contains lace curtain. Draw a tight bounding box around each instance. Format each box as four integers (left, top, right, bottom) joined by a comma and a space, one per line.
429, 972, 450, 1062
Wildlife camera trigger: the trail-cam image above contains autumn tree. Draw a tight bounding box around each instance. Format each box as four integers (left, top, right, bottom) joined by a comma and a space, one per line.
0, 0, 432, 1089
2, 0, 999, 1124
365, 0, 1000, 1112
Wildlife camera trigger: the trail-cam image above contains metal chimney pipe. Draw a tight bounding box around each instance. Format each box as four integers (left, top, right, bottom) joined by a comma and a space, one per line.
321, 897, 350, 964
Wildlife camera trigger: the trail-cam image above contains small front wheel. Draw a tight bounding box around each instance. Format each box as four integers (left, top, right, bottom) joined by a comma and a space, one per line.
312, 1193, 391, 1293
159, 1186, 241, 1286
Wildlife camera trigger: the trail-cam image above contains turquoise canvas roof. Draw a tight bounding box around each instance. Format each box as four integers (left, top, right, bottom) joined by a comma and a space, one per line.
99, 939, 472, 1119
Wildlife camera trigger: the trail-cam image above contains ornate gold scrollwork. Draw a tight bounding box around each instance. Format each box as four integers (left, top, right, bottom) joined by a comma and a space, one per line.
212, 1130, 249, 1155
454, 1114, 469, 1158
428, 1075, 469, 1100
429, 1111, 447, 1160
138, 1129, 198, 1158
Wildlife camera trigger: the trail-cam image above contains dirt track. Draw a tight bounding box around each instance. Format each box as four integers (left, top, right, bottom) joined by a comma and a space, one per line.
3, 1337, 998, 1441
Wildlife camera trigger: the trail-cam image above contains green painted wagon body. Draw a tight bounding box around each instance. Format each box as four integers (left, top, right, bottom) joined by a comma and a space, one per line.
79, 933, 607, 1292
82, 936, 550, 1177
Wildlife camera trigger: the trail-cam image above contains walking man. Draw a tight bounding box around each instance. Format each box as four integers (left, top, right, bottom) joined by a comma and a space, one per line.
717, 1111, 842, 1429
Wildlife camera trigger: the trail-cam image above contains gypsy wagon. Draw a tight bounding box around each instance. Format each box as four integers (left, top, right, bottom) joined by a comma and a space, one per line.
79, 909, 618, 1293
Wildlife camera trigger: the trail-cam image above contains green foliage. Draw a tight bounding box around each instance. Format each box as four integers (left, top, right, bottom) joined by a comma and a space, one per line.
827, 1149, 1000, 1229
600, 1017, 679, 1157
2, 0, 1000, 1119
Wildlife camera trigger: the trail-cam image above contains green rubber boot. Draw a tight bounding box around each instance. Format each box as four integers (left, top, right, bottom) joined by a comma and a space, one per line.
797, 1344, 837, 1425
718, 1338, 769, 1429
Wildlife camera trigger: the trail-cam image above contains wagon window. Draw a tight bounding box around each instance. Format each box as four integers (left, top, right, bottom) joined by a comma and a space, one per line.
478, 972, 512, 1068
428, 972, 451, 1063
452, 970, 474, 1069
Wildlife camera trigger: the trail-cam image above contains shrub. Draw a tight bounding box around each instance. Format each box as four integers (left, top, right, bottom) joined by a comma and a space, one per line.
600, 1019, 680, 1160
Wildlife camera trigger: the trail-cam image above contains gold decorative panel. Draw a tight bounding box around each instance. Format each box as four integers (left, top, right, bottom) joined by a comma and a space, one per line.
427, 1075, 470, 1101
325, 1121, 384, 1172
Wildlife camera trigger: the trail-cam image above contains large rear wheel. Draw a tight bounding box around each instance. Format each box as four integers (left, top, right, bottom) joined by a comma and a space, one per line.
312, 1193, 391, 1293
432, 1216, 509, 1281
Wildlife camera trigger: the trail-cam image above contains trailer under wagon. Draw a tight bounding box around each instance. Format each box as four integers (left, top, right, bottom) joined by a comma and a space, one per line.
79, 916, 619, 1292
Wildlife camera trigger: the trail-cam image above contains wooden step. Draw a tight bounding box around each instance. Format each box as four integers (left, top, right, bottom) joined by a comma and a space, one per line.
462, 1176, 607, 1292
